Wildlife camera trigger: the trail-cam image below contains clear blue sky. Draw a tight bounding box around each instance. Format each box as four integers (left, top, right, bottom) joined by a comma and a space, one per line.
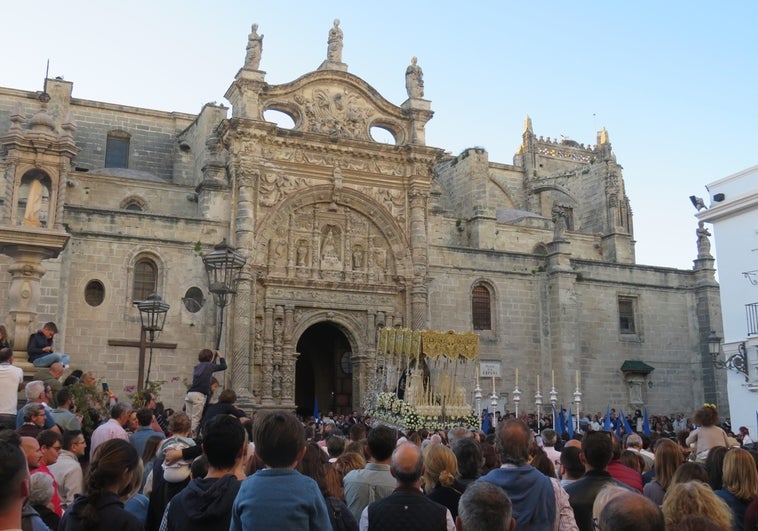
2, 1, 755, 270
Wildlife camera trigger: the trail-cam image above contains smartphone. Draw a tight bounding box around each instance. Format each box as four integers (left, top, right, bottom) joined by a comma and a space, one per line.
102, 382, 109, 393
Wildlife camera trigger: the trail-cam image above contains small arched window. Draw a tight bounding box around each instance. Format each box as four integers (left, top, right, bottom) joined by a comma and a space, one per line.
132, 258, 157, 301
472, 284, 492, 331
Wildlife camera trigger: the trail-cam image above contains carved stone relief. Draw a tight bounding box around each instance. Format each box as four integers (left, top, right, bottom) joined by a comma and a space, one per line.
259, 171, 308, 207
293, 88, 372, 140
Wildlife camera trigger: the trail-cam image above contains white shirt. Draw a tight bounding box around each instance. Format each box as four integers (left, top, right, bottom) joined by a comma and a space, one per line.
0, 362, 23, 415
48, 449, 83, 508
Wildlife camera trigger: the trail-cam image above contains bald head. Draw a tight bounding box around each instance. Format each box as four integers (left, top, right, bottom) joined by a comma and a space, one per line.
20, 437, 41, 470
391, 442, 424, 486
48, 362, 64, 378
599, 491, 664, 531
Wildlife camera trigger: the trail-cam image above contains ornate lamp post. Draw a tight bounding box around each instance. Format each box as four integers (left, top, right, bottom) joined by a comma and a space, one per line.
708, 331, 748, 376
135, 293, 170, 390
202, 239, 246, 350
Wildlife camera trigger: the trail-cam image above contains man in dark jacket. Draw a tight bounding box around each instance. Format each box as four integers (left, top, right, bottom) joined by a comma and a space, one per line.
565, 431, 631, 531
363, 442, 454, 531
163, 414, 246, 531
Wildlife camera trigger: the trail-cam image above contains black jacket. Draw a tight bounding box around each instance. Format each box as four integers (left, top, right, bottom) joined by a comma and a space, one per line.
368, 486, 447, 531
165, 474, 241, 531
565, 470, 630, 531
60, 492, 143, 531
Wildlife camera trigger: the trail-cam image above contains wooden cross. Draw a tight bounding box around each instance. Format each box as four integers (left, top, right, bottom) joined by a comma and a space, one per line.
108, 329, 178, 391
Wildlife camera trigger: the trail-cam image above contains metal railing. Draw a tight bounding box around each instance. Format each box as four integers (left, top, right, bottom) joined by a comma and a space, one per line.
747, 302, 758, 336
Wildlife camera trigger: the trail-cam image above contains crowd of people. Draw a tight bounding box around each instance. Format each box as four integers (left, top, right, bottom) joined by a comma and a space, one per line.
1, 323, 758, 530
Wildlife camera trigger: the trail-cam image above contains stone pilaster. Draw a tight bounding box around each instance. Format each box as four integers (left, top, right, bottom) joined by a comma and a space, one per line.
409, 185, 429, 329
261, 305, 274, 404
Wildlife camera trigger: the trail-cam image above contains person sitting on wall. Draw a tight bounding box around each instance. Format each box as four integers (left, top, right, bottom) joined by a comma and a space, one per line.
28, 322, 70, 368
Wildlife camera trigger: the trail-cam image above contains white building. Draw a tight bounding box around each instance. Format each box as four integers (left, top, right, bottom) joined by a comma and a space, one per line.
699, 165, 758, 435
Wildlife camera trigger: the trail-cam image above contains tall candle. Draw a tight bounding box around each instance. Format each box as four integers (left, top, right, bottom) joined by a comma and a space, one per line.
476, 363, 480, 386
537, 374, 540, 393
515, 368, 519, 386
552, 370, 555, 387
492, 376, 496, 395
575, 370, 579, 388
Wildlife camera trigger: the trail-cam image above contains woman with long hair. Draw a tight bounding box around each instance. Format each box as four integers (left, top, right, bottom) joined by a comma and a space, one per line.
663, 480, 733, 531
669, 462, 708, 487
686, 404, 729, 462
422, 443, 465, 518
643, 438, 684, 505
706, 446, 730, 491
60, 439, 143, 531
297, 442, 357, 531
334, 451, 366, 479
714, 448, 758, 530
140, 435, 163, 493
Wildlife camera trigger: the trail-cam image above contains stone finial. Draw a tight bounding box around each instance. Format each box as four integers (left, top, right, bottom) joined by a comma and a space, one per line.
9, 103, 25, 133
60, 111, 76, 140
405, 56, 424, 99
244, 23, 263, 70
524, 115, 533, 133
29, 103, 55, 132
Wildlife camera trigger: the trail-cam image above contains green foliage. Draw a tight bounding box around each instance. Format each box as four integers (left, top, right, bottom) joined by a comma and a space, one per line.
67, 383, 108, 433
126, 380, 166, 408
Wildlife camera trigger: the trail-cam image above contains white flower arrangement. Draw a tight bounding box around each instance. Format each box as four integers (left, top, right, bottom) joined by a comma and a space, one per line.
370, 391, 480, 431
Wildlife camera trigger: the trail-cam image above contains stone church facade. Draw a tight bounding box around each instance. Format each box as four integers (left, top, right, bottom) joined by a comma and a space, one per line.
0, 22, 725, 418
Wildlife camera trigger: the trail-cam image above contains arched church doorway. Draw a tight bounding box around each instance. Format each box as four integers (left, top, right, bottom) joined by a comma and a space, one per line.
295, 322, 353, 418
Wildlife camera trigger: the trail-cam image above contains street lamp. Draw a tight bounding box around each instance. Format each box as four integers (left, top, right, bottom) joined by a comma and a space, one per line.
135, 293, 170, 389
708, 331, 748, 376
202, 239, 246, 349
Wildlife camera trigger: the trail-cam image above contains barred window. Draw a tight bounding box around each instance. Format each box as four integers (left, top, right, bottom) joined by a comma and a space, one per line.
472, 285, 492, 331
133, 259, 157, 302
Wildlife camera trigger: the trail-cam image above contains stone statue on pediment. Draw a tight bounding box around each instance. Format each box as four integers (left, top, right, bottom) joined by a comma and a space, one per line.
327, 19, 343, 62
697, 221, 712, 258
245, 23, 263, 70
405, 56, 424, 99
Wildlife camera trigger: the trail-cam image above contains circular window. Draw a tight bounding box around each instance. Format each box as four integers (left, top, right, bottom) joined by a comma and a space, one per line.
84, 280, 105, 307
182, 287, 205, 313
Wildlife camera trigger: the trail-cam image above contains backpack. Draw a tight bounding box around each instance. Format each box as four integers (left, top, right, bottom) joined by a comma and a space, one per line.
326, 496, 358, 531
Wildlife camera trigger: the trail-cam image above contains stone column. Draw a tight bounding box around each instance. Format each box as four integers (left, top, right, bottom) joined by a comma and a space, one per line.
261, 305, 274, 404
408, 185, 429, 329
6, 250, 47, 351
231, 166, 256, 405
230, 274, 252, 397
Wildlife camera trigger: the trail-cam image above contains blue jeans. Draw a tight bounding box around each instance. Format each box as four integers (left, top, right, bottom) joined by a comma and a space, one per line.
31, 352, 70, 367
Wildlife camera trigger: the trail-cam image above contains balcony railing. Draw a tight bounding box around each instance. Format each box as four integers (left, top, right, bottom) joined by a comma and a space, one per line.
748, 302, 758, 336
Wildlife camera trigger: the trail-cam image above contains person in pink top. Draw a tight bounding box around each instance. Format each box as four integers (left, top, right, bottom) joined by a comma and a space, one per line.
89, 403, 132, 459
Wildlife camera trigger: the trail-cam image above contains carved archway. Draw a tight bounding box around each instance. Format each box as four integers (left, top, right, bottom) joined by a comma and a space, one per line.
292, 310, 367, 415
253, 185, 413, 281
